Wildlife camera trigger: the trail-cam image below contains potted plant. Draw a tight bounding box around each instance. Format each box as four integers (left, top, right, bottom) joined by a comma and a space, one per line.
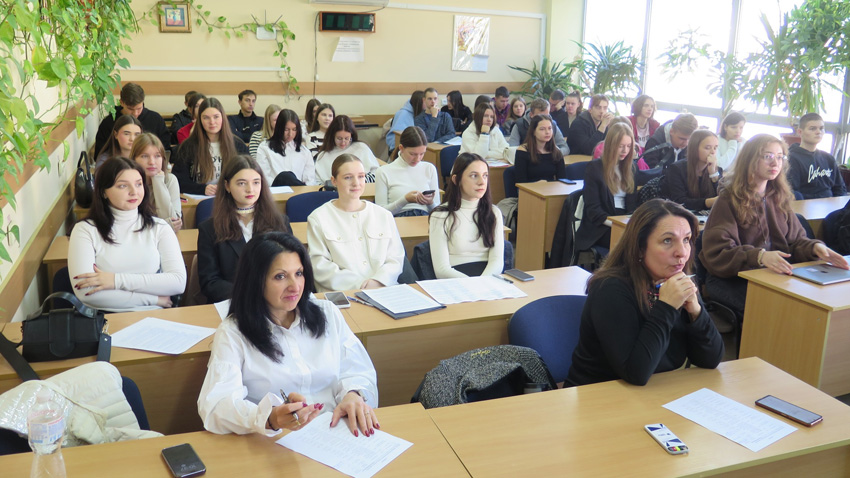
508, 57, 582, 99
575, 40, 643, 113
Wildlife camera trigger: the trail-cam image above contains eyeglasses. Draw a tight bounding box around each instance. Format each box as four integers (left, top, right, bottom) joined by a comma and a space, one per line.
761, 153, 786, 163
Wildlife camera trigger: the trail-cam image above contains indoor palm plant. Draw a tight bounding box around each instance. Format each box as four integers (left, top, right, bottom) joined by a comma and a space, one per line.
508, 57, 582, 99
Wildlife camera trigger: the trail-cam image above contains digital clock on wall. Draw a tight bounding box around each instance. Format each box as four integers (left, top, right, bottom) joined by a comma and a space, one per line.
319, 12, 376, 32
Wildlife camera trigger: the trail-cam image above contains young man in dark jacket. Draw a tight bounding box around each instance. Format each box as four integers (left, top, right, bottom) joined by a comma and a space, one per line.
94, 83, 170, 156
787, 113, 847, 199
642, 113, 698, 169
227, 89, 263, 145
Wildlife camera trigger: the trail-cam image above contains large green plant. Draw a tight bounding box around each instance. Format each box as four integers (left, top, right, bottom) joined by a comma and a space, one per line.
0, 0, 138, 270
577, 40, 642, 110
508, 57, 582, 98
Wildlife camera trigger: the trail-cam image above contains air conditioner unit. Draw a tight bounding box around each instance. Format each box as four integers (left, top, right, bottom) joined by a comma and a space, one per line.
309, 0, 389, 6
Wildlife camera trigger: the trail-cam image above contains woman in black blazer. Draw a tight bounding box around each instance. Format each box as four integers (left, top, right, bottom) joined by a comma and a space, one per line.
197, 155, 290, 303
575, 123, 639, 251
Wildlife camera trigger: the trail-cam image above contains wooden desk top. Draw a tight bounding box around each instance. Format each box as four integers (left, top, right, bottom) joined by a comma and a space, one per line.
426, 142, 449, 152
428, 357, 850, 478
182, 184, 377, 208
516, 180, 583, 198
343, 267, 591, 335
565, 153, 592, 164
739, 261, 850, 312
791, 196, 849, 221
0, 403, 470, 478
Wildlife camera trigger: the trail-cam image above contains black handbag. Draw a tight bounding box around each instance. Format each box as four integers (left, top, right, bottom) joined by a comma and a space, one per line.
20, 291, 111, 363
74, 150, 95, 208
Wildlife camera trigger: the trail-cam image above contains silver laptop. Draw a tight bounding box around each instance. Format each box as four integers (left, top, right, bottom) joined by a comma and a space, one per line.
791, 257, 850, 285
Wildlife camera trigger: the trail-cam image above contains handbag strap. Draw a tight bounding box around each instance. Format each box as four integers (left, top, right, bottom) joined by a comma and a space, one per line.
26, 291, 99, 321
0, 333, 39, 381
77, 150, 91, 174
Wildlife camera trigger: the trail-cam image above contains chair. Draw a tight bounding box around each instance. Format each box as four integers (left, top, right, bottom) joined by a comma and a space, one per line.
508, 295, 586, 384
547, 189, 583, 268
563, 161, 589, 181
285, 191, 338, 222
796, 213, 815, 239
439, 145, 461, 184
397, 256, 419, 284
51, 267, 75, 309
194, 198, 215, 228
181, 255, 207, 307
503, 166, 518, 198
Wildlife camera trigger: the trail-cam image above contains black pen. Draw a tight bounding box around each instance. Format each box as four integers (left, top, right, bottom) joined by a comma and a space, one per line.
492, 274, 514, 284
280, 388, 291, 404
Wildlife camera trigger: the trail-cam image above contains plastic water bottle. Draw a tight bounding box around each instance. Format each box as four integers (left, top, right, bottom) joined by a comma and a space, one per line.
27, 389, 66, 478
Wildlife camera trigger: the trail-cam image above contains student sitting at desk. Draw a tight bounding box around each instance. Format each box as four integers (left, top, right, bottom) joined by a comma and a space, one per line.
95, 114, 141, 170
198, 232, 378, 437
255, 109, 317, 186
661, 129, 722, 212
198, 155, 291, 303
441, 90, 472, 132
307, 154, 405, 292
131, 133, 182, 233
315, 115, 380, 184
699, 134, 849, 318
301, 98, 321, 139
69, 157, 186, 312
566, 199, 724, 386
787, 113, 847, 199
716, 111, 746, 170
248, 104, 281, 159
575, 123, 639, 251
414, 88, 456, 144
376, 126, 440, 217
500, 96, 526, 137
176, 92, 207, 145
173, 98, 249, 196
429, 152, 505, 278
514, 114, 566, 183
460, 103, 510, 164
306, 103, 335, 160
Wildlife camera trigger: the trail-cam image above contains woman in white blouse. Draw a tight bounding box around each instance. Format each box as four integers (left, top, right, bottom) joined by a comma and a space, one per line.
131, 133, 182, 233
198, 231, 378, 437
69, 157, 186, 312
314, 115, 380, 183
460, 103, 510, 164
429, 152, 504, 278
255, 109, 318, 186
375, 126, 440, 216
307, 154, 405, 292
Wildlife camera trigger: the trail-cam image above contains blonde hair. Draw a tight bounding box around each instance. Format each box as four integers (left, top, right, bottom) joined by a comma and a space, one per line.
722, 134, 793, 225
601, 123, 635, 194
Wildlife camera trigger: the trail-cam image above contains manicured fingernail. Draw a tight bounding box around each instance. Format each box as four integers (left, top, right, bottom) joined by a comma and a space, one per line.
302, 402, 308, 407
375, 423, 380, 429
354, 430, 359, 437
370, 428, 374, 435
317, 404, 324, 410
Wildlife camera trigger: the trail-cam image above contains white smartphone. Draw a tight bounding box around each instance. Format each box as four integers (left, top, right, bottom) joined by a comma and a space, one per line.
325, 292, 351, 309
645, 424, 688, 455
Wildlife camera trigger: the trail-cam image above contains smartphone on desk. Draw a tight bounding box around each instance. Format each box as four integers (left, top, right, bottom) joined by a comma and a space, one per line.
325, 291, 351, 309
162, 443, 206, 477
756, 395, 823, 426
558, 178, 577, 185
504, 269, 534, 281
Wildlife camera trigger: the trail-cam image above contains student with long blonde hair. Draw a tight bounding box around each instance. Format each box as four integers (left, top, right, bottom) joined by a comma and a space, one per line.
131, 133, 182, 233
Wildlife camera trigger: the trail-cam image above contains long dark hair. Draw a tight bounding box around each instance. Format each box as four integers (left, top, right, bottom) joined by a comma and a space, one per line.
86, 157, 155, 244
269, 109, 304, 156
212, 155, 290, 242
185, 97, 240, 184
98, 114, 142, 159
309, 103, 335, 133
229, 232, 326, 362
319, 115, 358, 153
304, 98, 322, 127
686, 129, 718, 198
472, 103, 495, 135
589, 199, 698, 315
391, 125, 427, 162
430, 152, 496, 248
524, 114, 563, 165
446, 90, 466, 113
410, 90, 425, 118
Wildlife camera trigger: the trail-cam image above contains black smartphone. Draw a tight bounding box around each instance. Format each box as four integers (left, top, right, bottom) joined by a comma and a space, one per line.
504, 269, 535, 282
422, 190, 435, 195
162, 443, 206, 477
755, 395, 823, 427
558, 178, 577, 185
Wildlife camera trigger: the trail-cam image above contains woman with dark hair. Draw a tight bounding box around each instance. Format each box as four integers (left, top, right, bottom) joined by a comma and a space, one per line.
131, 133, 182, 233
441, 90, 472, 132
176, 92, 207, 145
627, 95, 660, 149
248, 104, 282, 158
198, 155, 291, 303
198, 231, 378, 437
300, 98, 322, 138
68, 157, 186, 312
575, 123, 639, 250
173, 97, 249, 196
308, 154, 405, 292
429, 152, 504, 278
566, 199, 724, 386
699, 134, 848, 317
315, 115, 379, 183
500, 97, 526, 136
306, 103, 335, 160
514, 114, 566, 183
717, 112, 746, 170
95, 114, 142, 170
256, 109, 317, 186
661, 129, 721, 211
460, 103, 510, 163
376, 126, 440, 216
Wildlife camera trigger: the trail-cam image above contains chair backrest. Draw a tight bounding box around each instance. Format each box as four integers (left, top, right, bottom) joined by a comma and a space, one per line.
440, 145, 461, 179
195, 198, 215, 228
181, 254, 207, 307
412, 240, 437, 280
503, 166, 518, 198
508, 295, 587, 383
286, 191, 339, 222
564, 161, 589, 181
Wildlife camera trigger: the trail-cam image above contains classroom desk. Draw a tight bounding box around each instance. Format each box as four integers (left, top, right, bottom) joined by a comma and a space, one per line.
428, 357, 850, 477
515, 181, 583, 271
0, 403, 471, 478
341, 267, 591, 406
424, 142, 449, 189
738, 262, 850, 397
791, 195, 848, 239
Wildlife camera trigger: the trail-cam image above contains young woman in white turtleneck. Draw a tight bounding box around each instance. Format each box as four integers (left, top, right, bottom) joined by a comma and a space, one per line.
255, 109, 318, 186
429, 152, 505, 279
375, 125, 440, 217
459, 103, 510, 163
307, 154, 405, 292
69, 157, 186, 312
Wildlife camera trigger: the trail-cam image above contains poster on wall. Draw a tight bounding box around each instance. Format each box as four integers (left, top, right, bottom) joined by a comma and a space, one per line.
452, 15, 489, 72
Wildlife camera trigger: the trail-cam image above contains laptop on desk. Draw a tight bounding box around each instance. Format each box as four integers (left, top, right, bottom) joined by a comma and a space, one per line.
791, 257, 850, 285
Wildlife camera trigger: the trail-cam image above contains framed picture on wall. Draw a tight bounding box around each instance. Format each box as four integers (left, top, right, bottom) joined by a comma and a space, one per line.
158, 2, 192, 33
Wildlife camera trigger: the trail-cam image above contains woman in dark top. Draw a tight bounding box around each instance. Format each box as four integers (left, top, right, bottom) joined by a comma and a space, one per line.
566, 199, 724, 387
197, 155, 290, 303
662, 129, 721, 212
441, 90, 472, 132
514, 114, 566, 184
575, 123, 639, 251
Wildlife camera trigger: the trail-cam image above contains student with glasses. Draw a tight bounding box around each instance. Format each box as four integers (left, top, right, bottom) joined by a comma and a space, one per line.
315, 115, 380, 183
700, 134, 848, 318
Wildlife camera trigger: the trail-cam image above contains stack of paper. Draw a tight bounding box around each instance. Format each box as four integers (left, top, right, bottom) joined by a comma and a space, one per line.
417, 276, 527, 305
110, 317, 216, 355
360, 285, 443, 316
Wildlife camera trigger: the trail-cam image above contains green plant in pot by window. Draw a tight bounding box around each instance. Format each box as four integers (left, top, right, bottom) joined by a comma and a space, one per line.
508, 57, 582, 99
576, 40, 643, 113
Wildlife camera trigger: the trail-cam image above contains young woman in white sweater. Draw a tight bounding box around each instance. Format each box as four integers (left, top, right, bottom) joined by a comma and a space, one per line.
314, 115, 380, 183
375, 126, 440, 217
131, 133, 183, 233
460, 103, 510, 164
69, 157, 186, 312
307, 154, 405, 292
255, 109, 317, 186
716, 112, 746, 170
429, 152, 505, 278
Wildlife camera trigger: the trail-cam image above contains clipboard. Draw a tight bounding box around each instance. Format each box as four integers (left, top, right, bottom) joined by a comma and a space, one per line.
354, 291, 446, 320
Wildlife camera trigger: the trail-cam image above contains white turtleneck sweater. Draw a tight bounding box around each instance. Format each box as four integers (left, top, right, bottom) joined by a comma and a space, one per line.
68, 207, 187, 312
255, 139, 318, 185
429, 198, 505, 279
375, 157, 440, 215
314, 142, 380, 183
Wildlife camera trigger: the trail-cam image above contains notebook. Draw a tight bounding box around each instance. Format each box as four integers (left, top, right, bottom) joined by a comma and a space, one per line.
791, 259, 850, 286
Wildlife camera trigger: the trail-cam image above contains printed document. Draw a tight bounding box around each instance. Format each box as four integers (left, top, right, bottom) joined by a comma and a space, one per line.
417, 276, 527, 305
110, 317, 215, 355
360, 285, 442, 314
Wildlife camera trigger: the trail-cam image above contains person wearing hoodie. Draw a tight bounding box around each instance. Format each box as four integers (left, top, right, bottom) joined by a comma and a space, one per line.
507, 98, 569, 155
386, 90, 425, 151
787, 113, 847, 199
642, 113, 699, 169
567, 94, 613, 156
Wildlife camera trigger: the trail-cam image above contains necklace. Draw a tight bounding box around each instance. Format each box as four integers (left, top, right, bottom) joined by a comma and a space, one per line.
236, 204, 256, 216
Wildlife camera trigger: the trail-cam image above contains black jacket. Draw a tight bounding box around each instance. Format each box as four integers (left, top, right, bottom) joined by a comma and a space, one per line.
228, 112, 263, 145
787, 144, 847, 199
550, 107, 571, 142
173, 138, 249, 195
95, 106, 170, 156
661, 160, 721, 212
566, 111, 605, 156
642, 122, 686, 169
575, 159, 638, 251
